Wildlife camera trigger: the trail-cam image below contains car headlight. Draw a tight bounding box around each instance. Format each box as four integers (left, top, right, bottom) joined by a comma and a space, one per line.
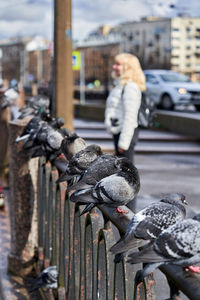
176, 88, 187, 94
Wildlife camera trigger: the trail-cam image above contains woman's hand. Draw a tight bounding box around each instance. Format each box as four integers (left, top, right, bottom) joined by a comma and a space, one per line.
118, 147, 125, 153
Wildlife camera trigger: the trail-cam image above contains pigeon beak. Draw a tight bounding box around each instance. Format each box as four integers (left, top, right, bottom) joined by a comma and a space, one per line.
183, 199, 188, 205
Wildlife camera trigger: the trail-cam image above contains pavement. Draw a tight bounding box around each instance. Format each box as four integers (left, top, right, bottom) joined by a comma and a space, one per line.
133, 153, 200, 300
0, 151, 200, 299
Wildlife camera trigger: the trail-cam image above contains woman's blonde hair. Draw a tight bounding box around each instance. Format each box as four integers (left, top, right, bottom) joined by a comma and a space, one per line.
115, 53, 146, 91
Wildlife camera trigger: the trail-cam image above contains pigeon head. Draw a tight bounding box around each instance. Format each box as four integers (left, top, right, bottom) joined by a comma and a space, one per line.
116, 158, 140, 185
86, 144, 102, 155
66, 132, 79, 143
56, 117, 65, 128
116, 158, 137, 173
160, 193, 187, 205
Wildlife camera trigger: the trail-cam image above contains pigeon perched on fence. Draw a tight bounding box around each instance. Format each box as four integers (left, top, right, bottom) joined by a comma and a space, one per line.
110, 193, 187, 263
127, 214, 200, 285
31, 266, 58, 291
65, 154, 127, 191
20, 120, 67, 161
18, 95, 50, 119
56, 144, 102, 183
70, 158, 140, 215
0, 87, 19, 109
15, 111, 52, 143
60, 133, 87, 161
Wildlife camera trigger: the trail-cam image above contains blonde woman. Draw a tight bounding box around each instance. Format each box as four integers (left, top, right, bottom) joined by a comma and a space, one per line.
104, 53, 146, 162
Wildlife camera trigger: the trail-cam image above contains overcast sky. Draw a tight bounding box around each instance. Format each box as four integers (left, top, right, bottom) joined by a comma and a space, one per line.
0, 0, 199, 41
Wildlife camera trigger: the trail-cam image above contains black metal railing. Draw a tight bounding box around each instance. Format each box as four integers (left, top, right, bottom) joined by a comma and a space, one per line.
8, 119, 200, 300
36, 157, 157, 300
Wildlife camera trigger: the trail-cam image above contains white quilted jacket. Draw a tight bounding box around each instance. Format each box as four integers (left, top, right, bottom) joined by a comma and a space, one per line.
104, 81, 141, 150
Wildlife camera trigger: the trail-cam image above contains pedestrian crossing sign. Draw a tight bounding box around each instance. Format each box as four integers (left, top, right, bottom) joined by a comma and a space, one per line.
72, 51, 81, 70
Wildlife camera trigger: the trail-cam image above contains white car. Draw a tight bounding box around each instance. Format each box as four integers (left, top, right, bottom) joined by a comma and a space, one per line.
144, 69, 200, 111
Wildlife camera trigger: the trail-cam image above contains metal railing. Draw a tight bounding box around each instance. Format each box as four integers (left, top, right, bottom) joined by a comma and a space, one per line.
36, 157, 157, 300
8, 119, 200, 300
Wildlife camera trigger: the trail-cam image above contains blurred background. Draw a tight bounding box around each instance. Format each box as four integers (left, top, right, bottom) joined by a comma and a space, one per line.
0, 0, 200, 106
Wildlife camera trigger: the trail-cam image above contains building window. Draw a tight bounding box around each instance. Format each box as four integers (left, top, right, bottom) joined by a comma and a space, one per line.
172, 37, 180, 41
186, 55, 191, 58
171, 55, 179, 58
172, 28, 179, 31
128, 33, 133, 41
186, 64, 191, 67
196, 28, 200, 32
155, 33, 160, 41
186, 27, 191, 32
186, 46, 191, 50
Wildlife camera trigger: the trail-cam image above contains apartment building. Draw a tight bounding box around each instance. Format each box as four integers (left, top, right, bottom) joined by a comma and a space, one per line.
0, 36, 52, 86
120, 17, 200, 79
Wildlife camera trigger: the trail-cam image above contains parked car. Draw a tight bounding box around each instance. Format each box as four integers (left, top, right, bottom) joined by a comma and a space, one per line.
144, 69, 200, 111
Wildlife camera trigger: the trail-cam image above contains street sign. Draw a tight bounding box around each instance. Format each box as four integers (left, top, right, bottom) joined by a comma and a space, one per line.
72, 51, 81, 70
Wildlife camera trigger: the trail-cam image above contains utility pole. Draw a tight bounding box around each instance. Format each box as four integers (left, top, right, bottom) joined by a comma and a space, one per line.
53, 0, 74, 130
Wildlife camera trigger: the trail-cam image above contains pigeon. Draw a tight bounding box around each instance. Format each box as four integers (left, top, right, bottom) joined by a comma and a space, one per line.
15, 111, 52, 143
31, 266, 58, 291
61, 133, 87, 160
23, 122, 64, 151
64, 154, 124, 190
1, 87, 19, 109
21, 121, 68, 161
70, 158, 140, 215
18, 95, 50, 119
56, 144, 102, 183
127, 214, 200, 284
110, 193, 187, 263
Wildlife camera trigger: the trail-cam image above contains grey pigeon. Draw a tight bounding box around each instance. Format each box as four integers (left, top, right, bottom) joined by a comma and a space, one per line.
70, 158, 140, 215
1, 88, 19, 109
31, 266, 58, 291
61, 133, 87, 160
22, 121, 67, 161
15, 111, 52, 143
58, 153, 119, 187
18, 95, 50, 119
57, 144, 102, 182
110, 193, 187, 263
127, 214, 200, 284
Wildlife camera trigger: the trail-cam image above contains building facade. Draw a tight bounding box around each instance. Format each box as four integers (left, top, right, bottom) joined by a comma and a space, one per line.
0, 36, 52, 86
120, 17, 200, 79
74, 17, 200, 85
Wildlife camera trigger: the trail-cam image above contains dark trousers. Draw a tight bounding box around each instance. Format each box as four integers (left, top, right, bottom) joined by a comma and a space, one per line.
113, 128, 139, 163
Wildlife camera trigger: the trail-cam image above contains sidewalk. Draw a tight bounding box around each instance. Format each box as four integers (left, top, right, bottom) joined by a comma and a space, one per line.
134, 153, 200, 300
0, 153, 200, 299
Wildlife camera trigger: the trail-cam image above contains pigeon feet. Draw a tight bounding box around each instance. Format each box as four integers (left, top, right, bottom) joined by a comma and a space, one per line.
116, 207, 129, 214
185, 265, 200, 273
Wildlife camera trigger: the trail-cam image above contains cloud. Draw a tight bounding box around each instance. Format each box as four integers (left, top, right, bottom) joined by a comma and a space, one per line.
0, 0, 53, 39
0, 0, 199, 41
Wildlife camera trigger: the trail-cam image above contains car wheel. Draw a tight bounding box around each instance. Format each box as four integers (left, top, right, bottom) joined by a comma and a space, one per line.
161, 94, 174, 110
195, 104, 200, 112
